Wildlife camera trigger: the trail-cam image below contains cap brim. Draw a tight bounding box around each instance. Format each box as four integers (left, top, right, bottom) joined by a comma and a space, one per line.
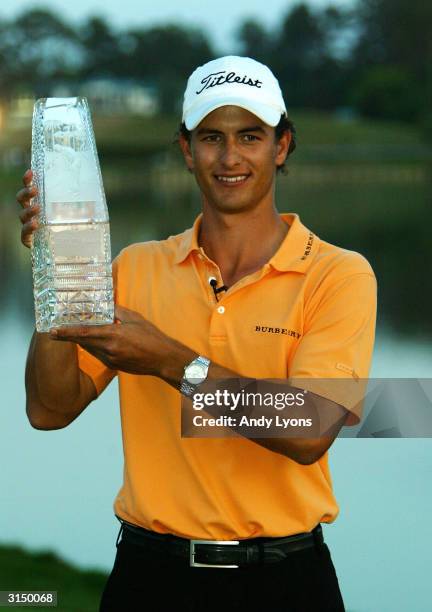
184, 97, 283, 130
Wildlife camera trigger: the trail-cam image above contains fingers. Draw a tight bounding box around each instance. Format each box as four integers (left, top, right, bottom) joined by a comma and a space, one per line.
19, 205, 40, 225
17, 169, 39, 248
23, 168, 33, 187
16, 184, 38, 208
21, 217, 40, 247
19, 196, 40, 248
49, 324, 114, 342
21, 222, 38, 248
17, 169, 37, 206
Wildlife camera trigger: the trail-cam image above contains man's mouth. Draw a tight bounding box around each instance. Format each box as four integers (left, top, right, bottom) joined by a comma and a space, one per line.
215, 174, 250, 185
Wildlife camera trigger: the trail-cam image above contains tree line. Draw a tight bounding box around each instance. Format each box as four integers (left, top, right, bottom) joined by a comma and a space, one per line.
0, 0, 431, 130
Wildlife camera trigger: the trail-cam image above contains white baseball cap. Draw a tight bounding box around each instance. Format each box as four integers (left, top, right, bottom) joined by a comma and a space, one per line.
182, 55, 287, 130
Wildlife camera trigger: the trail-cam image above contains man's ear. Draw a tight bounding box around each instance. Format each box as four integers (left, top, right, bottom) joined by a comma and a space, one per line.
275, 130, 291, 167
178, 133, 194, 173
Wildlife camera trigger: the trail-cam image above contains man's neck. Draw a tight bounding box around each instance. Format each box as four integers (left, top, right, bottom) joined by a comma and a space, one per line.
198, 206, 289, 288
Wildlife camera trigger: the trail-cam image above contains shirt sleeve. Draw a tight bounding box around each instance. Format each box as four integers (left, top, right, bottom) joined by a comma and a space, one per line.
77, 344, 116, 397
288, 271, 377, 426
76, 251, 122, 397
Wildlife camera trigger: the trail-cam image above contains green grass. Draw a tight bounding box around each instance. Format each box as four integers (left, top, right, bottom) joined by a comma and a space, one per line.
0, 545, 108, 611
290, 109, 422, 146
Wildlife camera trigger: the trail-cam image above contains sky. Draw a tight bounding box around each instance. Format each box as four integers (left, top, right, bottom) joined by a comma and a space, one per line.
0, 0, 354, 53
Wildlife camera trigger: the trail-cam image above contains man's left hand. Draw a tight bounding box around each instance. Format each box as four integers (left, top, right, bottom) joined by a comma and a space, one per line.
49, 305, 176, 376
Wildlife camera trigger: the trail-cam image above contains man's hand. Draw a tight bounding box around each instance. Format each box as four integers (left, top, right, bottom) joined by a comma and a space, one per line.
49, 305, 194, 380
17, 169, 39, 248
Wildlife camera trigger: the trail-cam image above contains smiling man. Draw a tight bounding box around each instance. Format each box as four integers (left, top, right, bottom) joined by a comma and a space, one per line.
18, 56, 377, 612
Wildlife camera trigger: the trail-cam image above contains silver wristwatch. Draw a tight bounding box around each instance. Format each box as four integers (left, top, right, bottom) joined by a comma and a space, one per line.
180, 356, 210, 397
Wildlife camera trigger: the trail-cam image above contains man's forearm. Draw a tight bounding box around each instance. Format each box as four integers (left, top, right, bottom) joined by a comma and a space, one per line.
25, 331, 87, 428
157, 343, 345, 465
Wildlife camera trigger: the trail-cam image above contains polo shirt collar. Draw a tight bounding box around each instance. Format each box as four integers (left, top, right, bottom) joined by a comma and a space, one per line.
173, 214, 203, 264
269, 212, 319, 273
174, 212, 319, 273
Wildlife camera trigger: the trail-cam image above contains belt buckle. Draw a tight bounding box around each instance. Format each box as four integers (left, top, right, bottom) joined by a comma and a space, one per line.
190, 539, 240, 569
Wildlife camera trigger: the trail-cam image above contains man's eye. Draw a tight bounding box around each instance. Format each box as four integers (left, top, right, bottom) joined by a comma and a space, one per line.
203, 135, 221, 142
242, 134, 259, 142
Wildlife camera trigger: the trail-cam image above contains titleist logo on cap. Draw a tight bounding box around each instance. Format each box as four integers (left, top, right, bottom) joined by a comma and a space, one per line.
196, 71, 263, 95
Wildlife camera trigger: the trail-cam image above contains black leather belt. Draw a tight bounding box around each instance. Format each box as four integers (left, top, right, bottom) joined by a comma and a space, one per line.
117, 518, 324, 569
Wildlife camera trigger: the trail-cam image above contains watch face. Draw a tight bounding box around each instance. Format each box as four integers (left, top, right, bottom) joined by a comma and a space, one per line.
186, 363, 206, 384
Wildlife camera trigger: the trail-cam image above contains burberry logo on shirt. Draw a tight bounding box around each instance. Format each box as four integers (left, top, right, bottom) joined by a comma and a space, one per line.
301, 232, 314, 260
255, 326, 301, 339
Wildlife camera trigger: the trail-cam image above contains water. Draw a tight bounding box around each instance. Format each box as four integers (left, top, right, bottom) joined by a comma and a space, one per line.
31, 220, 113, 331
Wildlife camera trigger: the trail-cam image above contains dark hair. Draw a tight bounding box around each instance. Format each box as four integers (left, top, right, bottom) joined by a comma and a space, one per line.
274, 114, 297, 173
175, 114, 297, 174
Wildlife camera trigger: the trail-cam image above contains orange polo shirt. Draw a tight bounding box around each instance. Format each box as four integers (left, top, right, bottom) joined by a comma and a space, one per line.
77, 212, 377, 540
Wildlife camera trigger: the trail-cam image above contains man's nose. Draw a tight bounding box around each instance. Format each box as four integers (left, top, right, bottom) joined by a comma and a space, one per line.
220, 139, 242, 167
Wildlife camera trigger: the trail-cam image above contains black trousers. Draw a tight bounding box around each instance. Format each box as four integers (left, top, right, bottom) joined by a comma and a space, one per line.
99, 527, 346, 612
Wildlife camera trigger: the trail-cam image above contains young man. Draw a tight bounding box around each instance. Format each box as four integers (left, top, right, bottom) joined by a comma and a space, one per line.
18, 56, 377, 611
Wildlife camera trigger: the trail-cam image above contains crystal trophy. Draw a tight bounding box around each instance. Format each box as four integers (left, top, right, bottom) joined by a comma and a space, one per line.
31, 97, 114, 332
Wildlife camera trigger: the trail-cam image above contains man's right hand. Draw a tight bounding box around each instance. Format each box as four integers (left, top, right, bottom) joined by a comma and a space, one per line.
18, 167, 99, 429
17, 168, 39, 248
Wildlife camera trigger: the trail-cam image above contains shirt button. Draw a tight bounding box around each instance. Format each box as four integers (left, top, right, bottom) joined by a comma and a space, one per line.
217, 306, 225, 314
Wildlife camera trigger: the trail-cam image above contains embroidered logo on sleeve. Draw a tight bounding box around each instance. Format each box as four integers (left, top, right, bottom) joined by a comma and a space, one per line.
335, 362, 359, 381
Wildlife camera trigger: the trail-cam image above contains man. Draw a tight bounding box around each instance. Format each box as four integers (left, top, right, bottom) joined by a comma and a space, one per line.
18, 56, 377, 611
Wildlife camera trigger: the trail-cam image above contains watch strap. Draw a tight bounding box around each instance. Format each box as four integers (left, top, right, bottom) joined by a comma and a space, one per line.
195, 356, 210, 368
180, 380, 196, 397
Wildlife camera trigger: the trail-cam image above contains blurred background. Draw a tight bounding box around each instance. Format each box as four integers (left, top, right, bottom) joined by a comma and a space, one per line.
1, 0, 431, 610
